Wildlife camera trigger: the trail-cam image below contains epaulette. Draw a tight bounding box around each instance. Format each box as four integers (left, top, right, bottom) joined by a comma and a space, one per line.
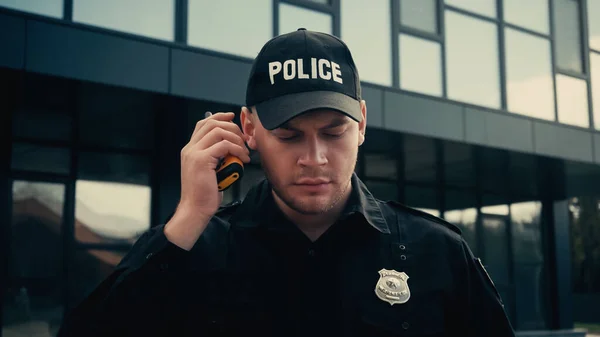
386, 200, 462, 235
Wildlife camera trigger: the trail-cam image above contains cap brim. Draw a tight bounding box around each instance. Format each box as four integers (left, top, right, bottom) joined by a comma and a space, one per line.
254, 91, 362, 130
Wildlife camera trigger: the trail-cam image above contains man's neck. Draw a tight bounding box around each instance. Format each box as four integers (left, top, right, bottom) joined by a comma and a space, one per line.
272, 181, 353, 242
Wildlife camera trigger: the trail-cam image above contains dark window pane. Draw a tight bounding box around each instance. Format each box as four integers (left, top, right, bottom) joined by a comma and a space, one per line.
68, 249, 125, 309
5, 181, 66, 336
400, 0, 437, 33
552, 0, 583, 73
509, 153, 538, 197
514, 264, 549, 329
78, 152, 150, 185
365, 153, 397, 180
404, 135, 436, 183
511, 201, 543, 264
479, 148, 509, 195
365, 180, 399, 202
444, 189, 477, 254
78, 83, 155, 151
481, 214, 510, 285
405, 185, 439, 216
443, 141, 474, 188
11, 143, 70, 175
482, 194, 510, 215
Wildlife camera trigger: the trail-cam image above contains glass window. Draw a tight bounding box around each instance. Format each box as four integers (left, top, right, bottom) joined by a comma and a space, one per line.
505, 28, 555, 121
592, 52, 600, 130
589, 0, 600, 51
444, 0, 496, 18
341, 0, 392, 86
481, 214, 510, 285
188, 0, 272, 59
279, 3, 332, 35
444, 189, 477, 252
364, 153, 397, 180
480, 148, 509, 195
443, 141, 475, 188
400, 0, 438, 34
552, 0, 583, 73
0, 0, 63, 18
11, 144, 70, 175
404, 135, 437, 183
405, 185, 439, 212
399, 34, 443, 96
365, 180, 399, 201
76, 152, 151, 243
73, 0, 174, 41
509, 152, 539, 197
511, 202, 543, 264
503, 0, 549, 35
445, 10, 500, 108
5, 181, 66, 336
556, 74, 589, 128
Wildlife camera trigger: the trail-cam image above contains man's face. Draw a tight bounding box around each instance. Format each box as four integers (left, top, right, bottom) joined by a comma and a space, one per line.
242, 103, 367, 215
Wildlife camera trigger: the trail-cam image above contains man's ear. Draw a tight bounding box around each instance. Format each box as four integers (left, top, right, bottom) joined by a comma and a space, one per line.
241, 106, 257, 150
358, 100, 367, 146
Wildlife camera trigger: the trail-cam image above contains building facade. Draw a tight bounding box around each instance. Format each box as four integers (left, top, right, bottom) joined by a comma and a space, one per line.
1, 1, 600, 336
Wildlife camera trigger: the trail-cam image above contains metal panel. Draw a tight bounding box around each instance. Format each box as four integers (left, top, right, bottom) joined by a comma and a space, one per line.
0, 13, 25, 69
465, 107, 487, 144
170, 49, 252, 106
486, 112, 534, 152
26, 20, 169, 93
383, 91, 464, 141
552, 200, 574, 330
362, 84, 383, 128
533, 122, 594, 162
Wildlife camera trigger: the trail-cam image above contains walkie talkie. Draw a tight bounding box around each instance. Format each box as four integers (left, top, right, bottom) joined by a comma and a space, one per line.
204, 111, 245, 191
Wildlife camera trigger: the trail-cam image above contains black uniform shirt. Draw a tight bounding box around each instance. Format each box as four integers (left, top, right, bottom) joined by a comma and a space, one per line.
58, 173, 515, 337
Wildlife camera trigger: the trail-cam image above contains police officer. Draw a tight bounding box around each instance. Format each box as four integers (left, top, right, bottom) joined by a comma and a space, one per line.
58, 29, 515, 337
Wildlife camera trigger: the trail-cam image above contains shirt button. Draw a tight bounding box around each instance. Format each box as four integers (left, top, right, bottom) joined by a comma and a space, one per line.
308, 249, 317, 257
399, 245, 406, 250
400, 254, 407, 260
402, 321, 410, 330
146, 253, 154, 260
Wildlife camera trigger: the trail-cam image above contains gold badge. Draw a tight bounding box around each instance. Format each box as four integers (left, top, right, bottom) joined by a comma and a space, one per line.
375, 269, 411, 305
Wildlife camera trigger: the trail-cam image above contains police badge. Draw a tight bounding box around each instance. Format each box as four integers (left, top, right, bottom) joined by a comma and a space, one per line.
375, 269, 411, 305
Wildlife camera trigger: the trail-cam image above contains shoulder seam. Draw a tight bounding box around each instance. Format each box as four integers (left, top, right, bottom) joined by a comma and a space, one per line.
385, 200, 462, 235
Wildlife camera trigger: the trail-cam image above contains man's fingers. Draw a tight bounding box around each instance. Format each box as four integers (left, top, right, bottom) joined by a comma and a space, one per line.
204, 140, 251, 164
190, 117, 246, 146
190, 111, 235, 141
196, 127, 249, 156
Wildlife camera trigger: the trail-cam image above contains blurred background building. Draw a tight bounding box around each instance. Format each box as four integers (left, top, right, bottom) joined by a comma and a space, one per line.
1, 0, 599, 336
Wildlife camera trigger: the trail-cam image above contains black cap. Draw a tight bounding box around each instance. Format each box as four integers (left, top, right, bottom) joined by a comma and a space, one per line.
245, 28, 362, 130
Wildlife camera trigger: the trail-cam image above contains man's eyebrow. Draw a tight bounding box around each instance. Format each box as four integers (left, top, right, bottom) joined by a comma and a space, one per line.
279, 118, 350, 131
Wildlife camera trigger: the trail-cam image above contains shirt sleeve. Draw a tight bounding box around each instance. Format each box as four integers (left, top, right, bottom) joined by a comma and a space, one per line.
454, 239, 516, 337
57, 224, 193, 337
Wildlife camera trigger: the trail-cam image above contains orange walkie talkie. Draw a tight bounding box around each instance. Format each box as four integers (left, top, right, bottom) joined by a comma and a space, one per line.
205, 111, 245, 191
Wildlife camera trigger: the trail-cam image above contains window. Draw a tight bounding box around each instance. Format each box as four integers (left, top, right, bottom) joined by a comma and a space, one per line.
364, 153, 397, 180
552, 0, 583, 73
443, 141, 475, 188
444, 189, 477, 253
504, 28, 555, 121
589, 0, 600, 51
365, 181, 399, 201
76, 152, 151, 244
404, 135, 436, 183
188, 0, 272, 59
11, 143, 70, 175
405, 185, 439, 215
399, 34, 443, 96
400, 0, 438, 34
445, 10, 500, 108
279, 3, 332, 35
0, 0, 63, 18
444, 0, 496, 18
556, 74, 589, 128
341, 0, 392, 86
73, 0, 174, 41
592, 53, 600, 129
503, 0, 549, 35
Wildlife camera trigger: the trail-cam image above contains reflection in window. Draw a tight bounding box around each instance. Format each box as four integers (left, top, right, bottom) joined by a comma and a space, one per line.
364, 153, 397, 179
0, 0, 63, 18
73, 0, 174, 41
341, 0, 392, 86
552, 0, 583, 73
399, 34, 442, 96
504, 28, 555, 121
404, 135, 436, 183
481, 215, 509, 285
400, 0, 437, 34
443, 141, 475, 188
589, 0, 600, 51
188, 0, 272, 59
511, 202, 543, 263
569, 196, 600, 293
11, 143, 70, 175
75, 180, 150, 244
591, 53, 600, 130
4, 181, 66, 337
279, 3, 332, 35
444, 207, 477, 252
503, 0, 549, 35
556, 74, 589, 128
405, 185, 439, 212
444, 0, 496, 18
445, 10, 500, 108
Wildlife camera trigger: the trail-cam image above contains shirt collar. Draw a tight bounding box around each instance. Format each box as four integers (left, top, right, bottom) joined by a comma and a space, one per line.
229, 172, 390, 234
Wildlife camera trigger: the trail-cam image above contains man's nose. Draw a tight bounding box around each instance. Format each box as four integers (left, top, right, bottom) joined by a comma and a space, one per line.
297, 138, 328, 167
